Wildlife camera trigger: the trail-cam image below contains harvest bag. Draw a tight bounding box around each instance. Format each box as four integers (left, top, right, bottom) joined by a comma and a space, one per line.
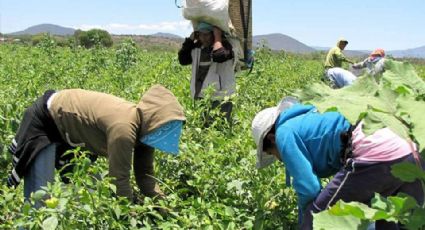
182, 0, 234, 34
181, 0, 253, 71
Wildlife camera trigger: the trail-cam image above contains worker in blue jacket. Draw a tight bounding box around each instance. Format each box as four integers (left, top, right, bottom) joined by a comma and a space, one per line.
251, 97, 424, 229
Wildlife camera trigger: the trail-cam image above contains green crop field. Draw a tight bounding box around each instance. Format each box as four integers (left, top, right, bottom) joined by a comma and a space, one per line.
1, 39, 424, 229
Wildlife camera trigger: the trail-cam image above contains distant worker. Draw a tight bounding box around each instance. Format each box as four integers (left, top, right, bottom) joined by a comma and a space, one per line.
7, 85, 186, 208
252, 98, 424, 229
324, 38, 356, 88
178, 22, 235, 126
352, 48, 386, 76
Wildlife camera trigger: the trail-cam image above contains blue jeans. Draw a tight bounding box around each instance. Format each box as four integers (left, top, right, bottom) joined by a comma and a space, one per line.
325, 67, 357, 88
24, 143, 56, 208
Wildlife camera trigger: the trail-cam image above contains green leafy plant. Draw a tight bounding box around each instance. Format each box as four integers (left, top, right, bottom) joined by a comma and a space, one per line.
314, 162, 425, 230
0, 43, 424, 229
115, 38, 139, 72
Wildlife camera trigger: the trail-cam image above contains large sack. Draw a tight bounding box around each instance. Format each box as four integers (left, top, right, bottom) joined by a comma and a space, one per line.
181, 0, 253, 72
182, 0, 234, 34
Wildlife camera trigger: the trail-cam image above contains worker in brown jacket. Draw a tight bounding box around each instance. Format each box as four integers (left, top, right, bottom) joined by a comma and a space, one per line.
7, 85, 186, 207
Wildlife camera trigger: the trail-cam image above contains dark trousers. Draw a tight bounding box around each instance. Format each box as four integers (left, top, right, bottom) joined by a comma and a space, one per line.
211, 100, 233, 123
302, 154, 425, 230
8, 90, 62, 187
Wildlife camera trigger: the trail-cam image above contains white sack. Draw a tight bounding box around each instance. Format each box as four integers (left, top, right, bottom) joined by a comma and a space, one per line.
182, 0, 234, 34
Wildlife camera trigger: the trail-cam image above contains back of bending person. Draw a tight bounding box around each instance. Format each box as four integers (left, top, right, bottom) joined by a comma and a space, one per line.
7, 85, 186, 208
252, 99, 424, 229
352, 48, 386, 76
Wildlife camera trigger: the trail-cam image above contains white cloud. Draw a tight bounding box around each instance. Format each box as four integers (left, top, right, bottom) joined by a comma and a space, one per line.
72, 21, 192, 36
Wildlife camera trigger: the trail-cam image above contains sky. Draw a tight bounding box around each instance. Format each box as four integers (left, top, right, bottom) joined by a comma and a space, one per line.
0, 0, 424, 50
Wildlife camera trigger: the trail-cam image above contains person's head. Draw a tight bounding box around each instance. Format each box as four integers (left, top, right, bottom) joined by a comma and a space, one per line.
370, 48, 385, 58
262, 126, 281, 161
137, 85, 186, 155
251, 97, 299, 169
196, 22, 214, 47
140, 120, 184, 155
337, 38, 349, 50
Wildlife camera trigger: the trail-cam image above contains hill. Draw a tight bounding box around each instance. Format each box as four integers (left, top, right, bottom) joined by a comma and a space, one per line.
9, 24, 76, 36
388, 46, 425, 58
112, 34, 183, 51
253, 33, 369, 57
6, 24, 424, 58
150, 32, 183, 39
253, 33, 315, 53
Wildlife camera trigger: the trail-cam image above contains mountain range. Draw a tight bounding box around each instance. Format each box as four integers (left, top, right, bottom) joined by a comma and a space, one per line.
9, 24, 76, 36
6, 24, 425, 58
387, 46, 425, 59
253, 33, 316, 54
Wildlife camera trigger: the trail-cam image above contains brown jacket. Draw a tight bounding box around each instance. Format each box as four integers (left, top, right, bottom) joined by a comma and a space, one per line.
49, 85, 185, 199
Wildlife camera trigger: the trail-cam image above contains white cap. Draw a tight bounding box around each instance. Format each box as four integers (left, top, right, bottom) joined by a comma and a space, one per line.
251, 97, 299, 169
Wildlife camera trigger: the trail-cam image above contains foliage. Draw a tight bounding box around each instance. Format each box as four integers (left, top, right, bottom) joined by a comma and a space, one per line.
416, 65, 425, 80
74, 29, 113, 49
0, 44, 321, 229
314, 192, 425, 230
293, 58, 425, 229
314, 162, 425, 229
0, 43, 423, 229
115, 38, 139, 72
293, 60, 425, 155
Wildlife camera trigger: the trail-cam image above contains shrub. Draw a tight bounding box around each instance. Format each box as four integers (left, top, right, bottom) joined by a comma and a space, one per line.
75, 29, 113, 49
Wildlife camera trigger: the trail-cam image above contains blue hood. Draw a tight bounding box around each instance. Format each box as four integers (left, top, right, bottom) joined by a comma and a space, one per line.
276, 104, 316, 127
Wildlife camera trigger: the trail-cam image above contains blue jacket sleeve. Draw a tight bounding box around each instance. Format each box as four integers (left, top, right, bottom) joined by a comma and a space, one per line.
276, 126, 321, 211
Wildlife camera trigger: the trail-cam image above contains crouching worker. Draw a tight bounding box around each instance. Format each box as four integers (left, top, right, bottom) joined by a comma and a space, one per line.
324, 38, 356, 88
352, 48, 386, 76
7, 85, 186, 208
251, 97, 424, 229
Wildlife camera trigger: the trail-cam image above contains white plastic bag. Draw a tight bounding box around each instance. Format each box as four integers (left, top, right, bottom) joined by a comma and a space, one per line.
182, 0, 233, 34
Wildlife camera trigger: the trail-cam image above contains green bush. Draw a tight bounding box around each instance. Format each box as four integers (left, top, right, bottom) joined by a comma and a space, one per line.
115, 38, 139, 71
75, 29, 113, 49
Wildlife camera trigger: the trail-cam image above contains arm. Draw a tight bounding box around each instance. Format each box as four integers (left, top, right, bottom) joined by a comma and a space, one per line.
276, 127, 321, 212
211, 27, 234, 63
212, 41, 234, 63
178, 35, 196, 65
133, 143, 165, 198
107, 124, 138, 200
352, 59, 367, 69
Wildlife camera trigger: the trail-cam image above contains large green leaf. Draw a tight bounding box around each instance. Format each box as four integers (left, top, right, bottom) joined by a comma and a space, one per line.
387, 196, 418, 216
404, 208, 425, 230
391, 162, 425, 182
294, 60, 425, 153
42, 216, 58, 230
313, 210, 371, 230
